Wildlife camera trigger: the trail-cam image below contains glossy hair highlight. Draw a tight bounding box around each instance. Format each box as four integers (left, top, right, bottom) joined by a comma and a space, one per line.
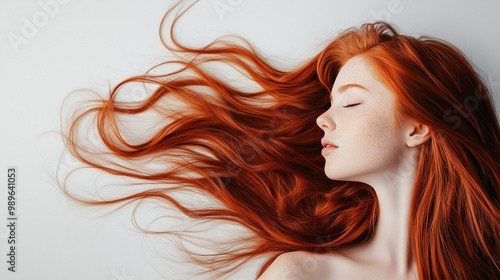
57, 1, 500, 279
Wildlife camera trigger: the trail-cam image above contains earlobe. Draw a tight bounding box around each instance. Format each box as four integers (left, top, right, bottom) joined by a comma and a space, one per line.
406, 123, 431, 148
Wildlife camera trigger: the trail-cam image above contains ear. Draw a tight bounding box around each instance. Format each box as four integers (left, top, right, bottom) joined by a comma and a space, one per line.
405, 120, 431, 148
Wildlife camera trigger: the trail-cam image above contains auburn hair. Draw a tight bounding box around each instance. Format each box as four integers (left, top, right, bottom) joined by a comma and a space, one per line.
57, 1, 500, 279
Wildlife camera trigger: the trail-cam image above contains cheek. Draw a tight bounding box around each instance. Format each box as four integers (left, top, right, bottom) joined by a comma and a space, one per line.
352, 108, 399, 160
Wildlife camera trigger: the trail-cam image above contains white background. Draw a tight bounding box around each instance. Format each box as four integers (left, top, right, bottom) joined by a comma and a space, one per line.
1, 0, 499, 279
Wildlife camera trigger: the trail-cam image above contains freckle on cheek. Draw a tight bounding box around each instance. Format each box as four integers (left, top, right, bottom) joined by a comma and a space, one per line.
367, 115, 390, 147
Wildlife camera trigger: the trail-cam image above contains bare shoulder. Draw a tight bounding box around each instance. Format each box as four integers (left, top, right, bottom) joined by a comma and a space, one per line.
257, 251, 340, 280
256, 252, 297, 280
258, 249, 420, 280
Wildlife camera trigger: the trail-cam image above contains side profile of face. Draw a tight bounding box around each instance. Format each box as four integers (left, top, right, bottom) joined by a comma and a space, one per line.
316, 55, 409, 183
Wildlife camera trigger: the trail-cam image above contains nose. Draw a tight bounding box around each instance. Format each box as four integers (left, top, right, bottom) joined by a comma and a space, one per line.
316, 110, 334, 131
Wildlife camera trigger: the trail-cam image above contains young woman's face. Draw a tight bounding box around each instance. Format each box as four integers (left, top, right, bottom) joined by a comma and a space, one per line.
316, 55, 407, 183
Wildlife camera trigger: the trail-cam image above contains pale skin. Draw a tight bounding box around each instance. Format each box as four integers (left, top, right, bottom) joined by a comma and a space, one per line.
258, 55, 431, 280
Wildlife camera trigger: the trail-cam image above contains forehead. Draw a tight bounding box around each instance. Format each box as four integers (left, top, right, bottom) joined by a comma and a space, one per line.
331, 56, 380, 93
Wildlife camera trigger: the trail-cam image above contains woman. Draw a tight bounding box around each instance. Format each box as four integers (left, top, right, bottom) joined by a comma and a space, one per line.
57, 1, 500, 279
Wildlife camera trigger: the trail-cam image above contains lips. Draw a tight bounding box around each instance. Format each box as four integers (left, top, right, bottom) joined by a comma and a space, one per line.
321, 138, 338, 148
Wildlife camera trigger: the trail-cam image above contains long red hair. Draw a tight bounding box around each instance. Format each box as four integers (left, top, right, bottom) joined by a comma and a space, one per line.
57, 1, 500, 279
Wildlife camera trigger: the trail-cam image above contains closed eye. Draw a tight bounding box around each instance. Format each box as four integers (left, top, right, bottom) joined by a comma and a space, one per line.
342, 103, 361, 108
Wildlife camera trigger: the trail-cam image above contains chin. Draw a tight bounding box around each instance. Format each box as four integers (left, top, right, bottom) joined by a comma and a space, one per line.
325, 171, 352, 182
325, 169, 367, 183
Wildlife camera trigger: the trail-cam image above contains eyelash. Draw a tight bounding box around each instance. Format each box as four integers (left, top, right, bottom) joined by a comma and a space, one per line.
342, 103, 361, 108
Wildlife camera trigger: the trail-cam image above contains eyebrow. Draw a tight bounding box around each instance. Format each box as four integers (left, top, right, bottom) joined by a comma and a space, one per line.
330, 83, 368, 101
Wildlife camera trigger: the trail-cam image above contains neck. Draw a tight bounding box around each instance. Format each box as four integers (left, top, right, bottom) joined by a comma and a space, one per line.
344, 148, 420, 276
370, 168, 415, 274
